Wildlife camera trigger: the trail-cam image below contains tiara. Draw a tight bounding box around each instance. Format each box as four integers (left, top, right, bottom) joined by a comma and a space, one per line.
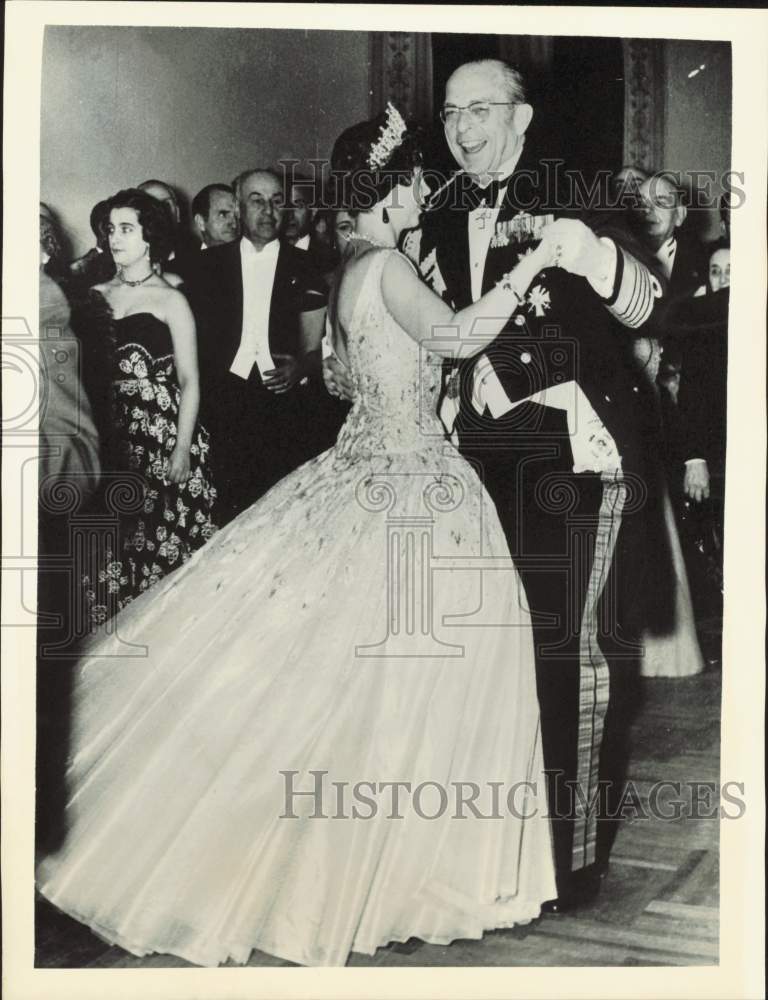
367, 102, 407, 171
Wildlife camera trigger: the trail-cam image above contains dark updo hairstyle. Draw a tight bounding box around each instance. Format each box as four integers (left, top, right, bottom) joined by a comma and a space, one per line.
98, 188, 174, 265
90, 199, 111, 252
330, 106, 424, 214
707, 236, 730, 257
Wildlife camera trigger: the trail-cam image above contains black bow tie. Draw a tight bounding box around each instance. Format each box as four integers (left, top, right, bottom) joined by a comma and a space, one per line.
462, 174, 512, 212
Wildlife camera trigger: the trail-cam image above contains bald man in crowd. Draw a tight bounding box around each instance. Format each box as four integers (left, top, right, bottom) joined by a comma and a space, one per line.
191, 168, 328, 523
412, 59, 669, 912
632, 171, 706, 298
138, 178, 199, 282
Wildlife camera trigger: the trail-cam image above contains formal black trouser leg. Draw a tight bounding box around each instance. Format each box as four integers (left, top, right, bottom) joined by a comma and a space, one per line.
594, 654, 641, 869
476, 453, 626, 886
210, 377, 319, 525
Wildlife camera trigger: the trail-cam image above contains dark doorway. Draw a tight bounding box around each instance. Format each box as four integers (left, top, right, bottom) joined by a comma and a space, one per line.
543, 37, 625, 181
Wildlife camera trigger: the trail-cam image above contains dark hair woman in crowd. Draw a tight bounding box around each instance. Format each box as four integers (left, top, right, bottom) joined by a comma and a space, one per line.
706, 239, 730, 294
82, 187, 217, 622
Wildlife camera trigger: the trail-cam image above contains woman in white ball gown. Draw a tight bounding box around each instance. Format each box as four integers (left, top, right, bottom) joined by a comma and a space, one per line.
36, 108, 558, 967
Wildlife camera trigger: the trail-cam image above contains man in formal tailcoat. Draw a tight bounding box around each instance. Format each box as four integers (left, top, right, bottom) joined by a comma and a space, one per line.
632, 172, 707, 299
280, 172, 339, 281
280, 172, 350, 450
191, 168, 327, 524
410, 59, 668, 909
663, 279, 729, 629
191, 183, 239, 250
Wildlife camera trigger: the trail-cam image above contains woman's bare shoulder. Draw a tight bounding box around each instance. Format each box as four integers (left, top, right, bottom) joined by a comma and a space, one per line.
154, 282, 193, 325
162, 271, 184, 289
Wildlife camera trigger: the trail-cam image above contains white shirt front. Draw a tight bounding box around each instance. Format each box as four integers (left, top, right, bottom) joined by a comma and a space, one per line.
295, 234, 311, 251
440, 150, 526, 440
458, 148, 527, 430
467, 147, 525, 303
230, 237, 280, 380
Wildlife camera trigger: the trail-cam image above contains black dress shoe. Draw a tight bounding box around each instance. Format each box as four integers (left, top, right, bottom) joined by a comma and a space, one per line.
541, 865, 604, 914
541, 897, 572, 915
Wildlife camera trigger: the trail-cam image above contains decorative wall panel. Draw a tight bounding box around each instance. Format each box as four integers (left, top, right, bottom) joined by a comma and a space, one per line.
369, 32, 433, 120
622, 38, 666, 172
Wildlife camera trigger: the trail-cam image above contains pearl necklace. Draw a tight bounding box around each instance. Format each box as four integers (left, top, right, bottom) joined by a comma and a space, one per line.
117, 268, 155, 287
346, 234, 397, 251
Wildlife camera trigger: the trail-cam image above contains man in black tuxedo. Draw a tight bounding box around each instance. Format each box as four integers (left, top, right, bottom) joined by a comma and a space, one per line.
633, 172, 706, 298
412, 59, 667, 910
663, 278, 729, 628
633, 173, 723, 615
280, 173, 339, 283
191, 183, 239, 250
670, 290, 728, 501
192, 168, 327, 524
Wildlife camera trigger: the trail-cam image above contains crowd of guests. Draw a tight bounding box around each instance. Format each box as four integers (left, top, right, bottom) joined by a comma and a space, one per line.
33, 59, 733, 957
36, 173, 354, 849
38, 173, 353, 640
610, 166, 729, 672
38, 159, 728, 663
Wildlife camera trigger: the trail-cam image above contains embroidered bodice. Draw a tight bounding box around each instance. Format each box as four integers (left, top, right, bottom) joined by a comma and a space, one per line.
333, 249, 446, 459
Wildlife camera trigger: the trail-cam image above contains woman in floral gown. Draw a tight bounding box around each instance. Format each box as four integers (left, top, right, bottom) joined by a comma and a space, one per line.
82, 189, 217, 623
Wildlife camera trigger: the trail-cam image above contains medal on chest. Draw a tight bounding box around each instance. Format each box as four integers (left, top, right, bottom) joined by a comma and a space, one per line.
490, 211, 554, 249
471, 197, 495, 232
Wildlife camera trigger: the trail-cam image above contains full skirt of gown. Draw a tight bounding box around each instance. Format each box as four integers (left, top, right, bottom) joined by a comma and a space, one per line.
630, 335, 704, 678
36, 249, 556, 966
639, 484, 705, 677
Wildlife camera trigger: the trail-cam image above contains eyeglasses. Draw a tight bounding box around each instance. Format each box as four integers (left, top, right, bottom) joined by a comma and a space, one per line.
439, 102, 516, 126
637, 194, 680, 211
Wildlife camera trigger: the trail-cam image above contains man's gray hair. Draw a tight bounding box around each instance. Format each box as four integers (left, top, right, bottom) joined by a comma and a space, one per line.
232, 167, 283, 206
462, 59, 527, 104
